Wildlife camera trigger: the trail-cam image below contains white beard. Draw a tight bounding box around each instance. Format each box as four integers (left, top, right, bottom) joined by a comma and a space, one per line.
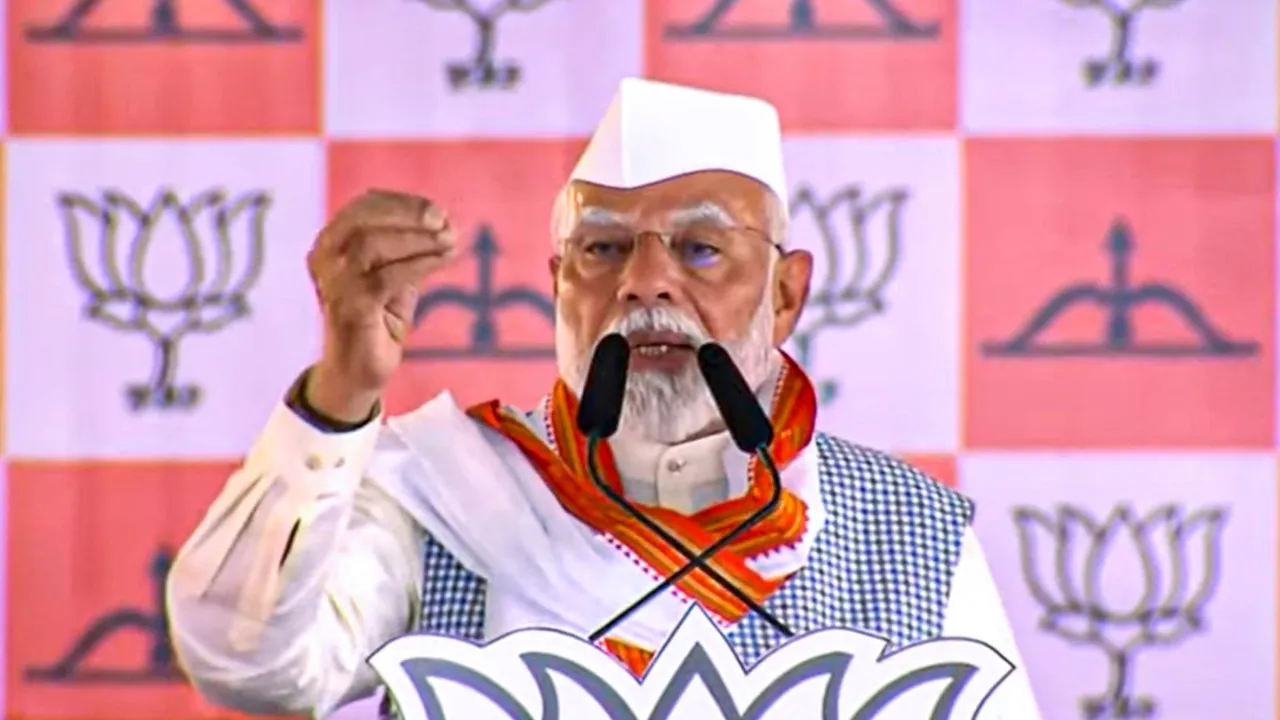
557, 293, 778, 445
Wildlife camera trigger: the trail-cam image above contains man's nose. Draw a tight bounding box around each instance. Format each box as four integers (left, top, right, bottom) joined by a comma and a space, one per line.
615, 234, 683, 306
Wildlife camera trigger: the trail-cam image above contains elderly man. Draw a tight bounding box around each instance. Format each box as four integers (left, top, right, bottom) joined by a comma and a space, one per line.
166, 78, 1041, 718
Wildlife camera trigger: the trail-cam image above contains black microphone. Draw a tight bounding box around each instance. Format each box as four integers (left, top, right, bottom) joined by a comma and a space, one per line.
697, 342, 774, 452
575, 335, 792, 641
582, 340, 794, 642
575, 333, 630, 439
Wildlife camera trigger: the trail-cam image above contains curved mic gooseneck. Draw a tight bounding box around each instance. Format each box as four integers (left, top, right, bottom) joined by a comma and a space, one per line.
575, 335, 795, 643
586, 438, 792, 641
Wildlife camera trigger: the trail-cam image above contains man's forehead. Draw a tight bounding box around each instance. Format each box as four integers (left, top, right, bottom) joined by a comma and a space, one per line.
566, 173, 772, 221
575, 200, 733, 229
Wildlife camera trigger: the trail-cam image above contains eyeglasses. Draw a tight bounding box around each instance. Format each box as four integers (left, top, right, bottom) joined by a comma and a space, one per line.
562, 225, 782, 275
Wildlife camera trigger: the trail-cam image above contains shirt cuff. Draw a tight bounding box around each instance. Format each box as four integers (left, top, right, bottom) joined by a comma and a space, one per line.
253, 401, 383, 497
285, 368, 381, 433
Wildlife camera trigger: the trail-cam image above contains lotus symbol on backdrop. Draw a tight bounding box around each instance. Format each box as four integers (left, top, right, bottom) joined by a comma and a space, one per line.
1058, 0, 1189, 87
1013, 503, 1227, 719
415, 0, 558, 90
787, 184, 908, 404
59, 188, 270, 411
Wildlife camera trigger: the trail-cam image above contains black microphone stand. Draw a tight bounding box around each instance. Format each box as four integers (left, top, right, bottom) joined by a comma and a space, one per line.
585, 435, 795, 642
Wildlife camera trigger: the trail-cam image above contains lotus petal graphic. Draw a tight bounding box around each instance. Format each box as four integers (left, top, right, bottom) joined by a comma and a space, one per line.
786, 184, 908, 404
372, 605, 1013, 719
415, 0, 558, 89
59, 188, 270, 410
1055, 0, 1189, 86
1014, 503, 1226, 719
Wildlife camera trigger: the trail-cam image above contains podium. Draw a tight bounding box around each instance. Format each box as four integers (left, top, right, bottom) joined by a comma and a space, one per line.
371, 606, 1014, 719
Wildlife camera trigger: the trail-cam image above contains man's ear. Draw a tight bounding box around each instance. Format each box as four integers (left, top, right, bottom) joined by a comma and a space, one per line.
771, 250, 813, 346
548, 256, 561, 299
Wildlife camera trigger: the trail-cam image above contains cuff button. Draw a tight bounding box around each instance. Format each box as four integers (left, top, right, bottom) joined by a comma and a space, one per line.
305, 454, 323, 471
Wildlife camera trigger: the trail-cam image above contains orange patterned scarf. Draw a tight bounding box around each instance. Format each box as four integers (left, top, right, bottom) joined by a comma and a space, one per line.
466, 353, 818, 673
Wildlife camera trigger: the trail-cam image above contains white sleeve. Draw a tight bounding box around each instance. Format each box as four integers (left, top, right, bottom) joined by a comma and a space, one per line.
942, 528, 1043, 720
165, 403, 425, 718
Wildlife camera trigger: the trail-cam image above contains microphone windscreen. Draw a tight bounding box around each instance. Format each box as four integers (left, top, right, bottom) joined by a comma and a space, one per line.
696, 343, 774, 452
575, 333, 630, 438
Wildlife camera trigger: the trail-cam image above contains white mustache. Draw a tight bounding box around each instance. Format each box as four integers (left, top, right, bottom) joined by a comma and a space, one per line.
605, 307, 711, 348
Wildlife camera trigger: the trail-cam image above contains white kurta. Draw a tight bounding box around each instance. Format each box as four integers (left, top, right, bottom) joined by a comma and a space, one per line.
165, 402, 1043, 719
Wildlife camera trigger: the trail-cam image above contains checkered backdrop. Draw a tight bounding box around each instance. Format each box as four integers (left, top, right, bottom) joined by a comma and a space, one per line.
0, 1, 1275, 719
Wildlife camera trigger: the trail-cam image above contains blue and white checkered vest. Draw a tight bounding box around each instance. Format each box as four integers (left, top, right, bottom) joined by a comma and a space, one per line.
378, 432, 973, 718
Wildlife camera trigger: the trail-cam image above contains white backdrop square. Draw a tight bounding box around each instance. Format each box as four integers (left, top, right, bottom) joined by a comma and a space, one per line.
960, 452, 1278, 720
323, 0, 642, 138
782, 135, 961, 453
4, 139, 326, 459
960, 0, 1278, 134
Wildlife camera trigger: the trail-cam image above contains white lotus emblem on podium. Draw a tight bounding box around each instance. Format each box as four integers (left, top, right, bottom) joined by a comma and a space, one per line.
372, 606, 1014, 719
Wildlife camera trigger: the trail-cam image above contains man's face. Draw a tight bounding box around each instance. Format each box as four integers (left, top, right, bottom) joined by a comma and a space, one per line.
551, 171, 811, 444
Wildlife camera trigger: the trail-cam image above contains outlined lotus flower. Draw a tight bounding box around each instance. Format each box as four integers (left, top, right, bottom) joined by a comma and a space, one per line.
59, 187, 270, 410
1056, 0, 1189, 87
786, 184, 909, 404
414, 0, 558, 89
1013, 503, 1227, 719
372, 605, 1014, 719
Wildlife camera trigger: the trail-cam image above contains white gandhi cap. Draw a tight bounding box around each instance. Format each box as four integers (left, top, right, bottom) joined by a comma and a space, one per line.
568, 77, 789, 217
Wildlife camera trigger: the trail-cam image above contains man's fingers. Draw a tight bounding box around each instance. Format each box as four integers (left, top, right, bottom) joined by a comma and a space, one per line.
308, 189, 457, 337
312, 243, 449, 311
420, 204, 448, 232
368, 253, 455, 297
316, 190, 445, 255
383, 285, 422, 344
314, 227, 455, 304
351, 188, 434, 226
346, 225, 457, 271
320, 256, 442, 331
369, 246, 457, 275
